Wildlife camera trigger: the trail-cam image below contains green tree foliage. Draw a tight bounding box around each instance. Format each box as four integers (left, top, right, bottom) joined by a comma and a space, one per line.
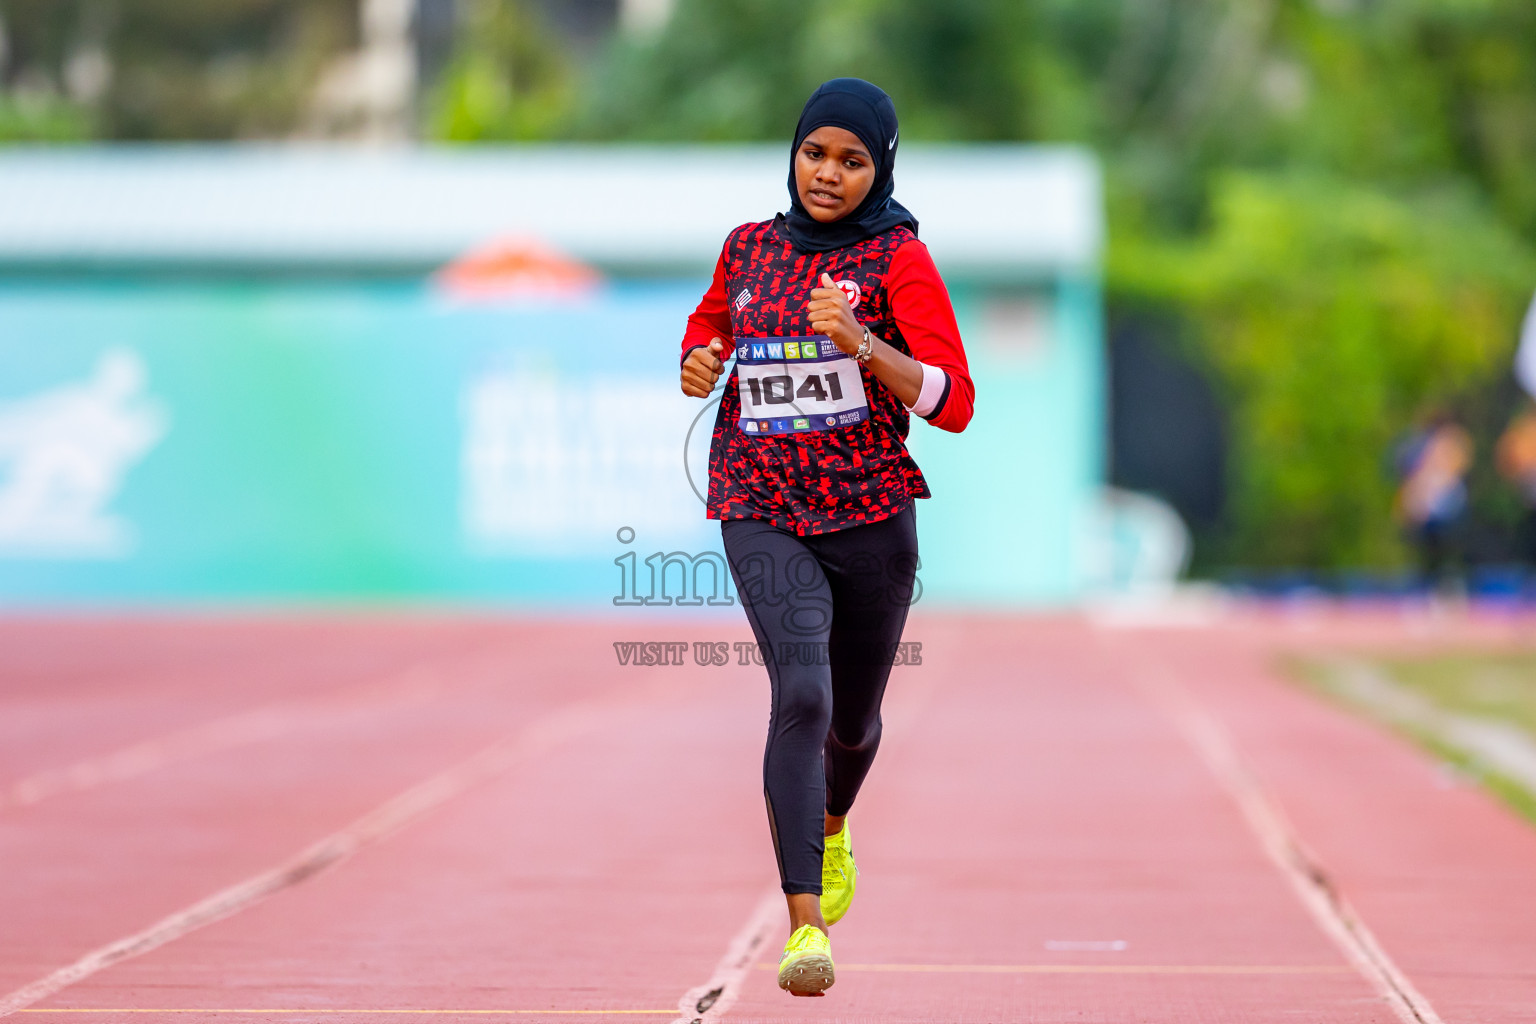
576, 0, 1040, 141
427, 0, 572, 141
0, 0, 356, 139
1114, 172, 1536, 566
0, 93, 94, 142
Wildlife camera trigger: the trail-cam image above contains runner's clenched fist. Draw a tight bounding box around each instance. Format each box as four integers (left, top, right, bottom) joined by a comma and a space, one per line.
681, 338, 726, 398
807, 273, 863, 356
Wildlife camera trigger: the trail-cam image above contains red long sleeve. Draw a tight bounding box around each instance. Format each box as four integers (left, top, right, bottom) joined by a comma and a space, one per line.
886, 239, 975, 433
681, 247, 735, 366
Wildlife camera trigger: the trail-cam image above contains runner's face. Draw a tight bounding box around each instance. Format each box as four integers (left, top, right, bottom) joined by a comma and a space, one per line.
795, 127, 875, 223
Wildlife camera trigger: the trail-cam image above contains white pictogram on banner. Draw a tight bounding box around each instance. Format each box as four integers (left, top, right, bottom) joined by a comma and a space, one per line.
0, 349, 168, 558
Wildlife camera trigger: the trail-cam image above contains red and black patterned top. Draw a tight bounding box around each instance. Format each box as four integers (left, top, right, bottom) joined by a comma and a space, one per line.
681, 216, 974, 536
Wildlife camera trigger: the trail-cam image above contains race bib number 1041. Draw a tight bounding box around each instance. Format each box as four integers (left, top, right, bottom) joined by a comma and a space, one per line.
735, 335, 870, 436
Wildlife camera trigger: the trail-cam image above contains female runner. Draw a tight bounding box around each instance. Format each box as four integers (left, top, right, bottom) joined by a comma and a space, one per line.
678, 78, 974, 997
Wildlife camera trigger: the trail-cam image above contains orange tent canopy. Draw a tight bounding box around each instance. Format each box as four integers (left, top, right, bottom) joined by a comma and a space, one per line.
433, 236, 602, 301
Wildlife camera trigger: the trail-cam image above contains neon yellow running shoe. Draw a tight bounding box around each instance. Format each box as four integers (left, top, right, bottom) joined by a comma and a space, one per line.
777, 924, 835, 996
820, 820, 857, 926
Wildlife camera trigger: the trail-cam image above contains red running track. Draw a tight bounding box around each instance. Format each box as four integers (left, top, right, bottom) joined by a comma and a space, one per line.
1, 610, 1534, 1023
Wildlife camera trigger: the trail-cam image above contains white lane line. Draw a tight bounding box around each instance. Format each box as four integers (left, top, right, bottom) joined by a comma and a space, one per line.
15, 1010, 676, 1016
755, 961, 1352, 974
1136, 666, 1446, 1024
0, 665, 452, 813
670, 889, 782, 1024
1319, 655, 1536, 793
0, 684, 665, 1020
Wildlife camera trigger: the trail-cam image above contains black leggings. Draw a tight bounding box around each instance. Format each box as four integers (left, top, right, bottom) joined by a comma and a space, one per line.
721, 507, 919, 895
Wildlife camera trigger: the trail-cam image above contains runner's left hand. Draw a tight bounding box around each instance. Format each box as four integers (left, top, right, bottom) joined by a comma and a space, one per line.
808, 273, 864, 356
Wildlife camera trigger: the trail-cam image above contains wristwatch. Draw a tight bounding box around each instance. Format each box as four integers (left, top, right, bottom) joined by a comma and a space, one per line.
855, 327, 875, 364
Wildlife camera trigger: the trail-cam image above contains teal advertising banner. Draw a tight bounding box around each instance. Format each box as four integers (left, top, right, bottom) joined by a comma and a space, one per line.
0, 277, 1101, 607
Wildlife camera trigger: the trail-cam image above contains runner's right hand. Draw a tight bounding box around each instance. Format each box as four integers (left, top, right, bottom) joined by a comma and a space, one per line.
681, 339, 726, 398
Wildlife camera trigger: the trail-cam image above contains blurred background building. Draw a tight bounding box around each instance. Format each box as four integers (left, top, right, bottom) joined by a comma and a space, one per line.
4, 0, 1536, 603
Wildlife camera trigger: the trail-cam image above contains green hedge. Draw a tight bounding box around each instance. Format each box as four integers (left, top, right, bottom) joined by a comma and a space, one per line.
1112, 172, 1536, 567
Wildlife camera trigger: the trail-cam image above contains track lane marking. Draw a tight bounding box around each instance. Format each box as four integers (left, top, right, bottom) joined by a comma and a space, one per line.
751, 962, 1352, 974
669, 889, 781, 1024
1134, 662, 1446, 1024
0, 665, 450, 813
15, 1011, 675, 1016
0, 677, 683, 1020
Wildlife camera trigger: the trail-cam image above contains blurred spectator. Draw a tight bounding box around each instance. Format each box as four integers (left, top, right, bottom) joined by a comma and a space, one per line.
1394, 412, 1473, 593
1496, 402, 1536, 570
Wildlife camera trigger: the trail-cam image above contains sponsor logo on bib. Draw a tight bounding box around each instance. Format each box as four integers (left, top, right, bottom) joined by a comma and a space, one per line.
735, 335, 871, 437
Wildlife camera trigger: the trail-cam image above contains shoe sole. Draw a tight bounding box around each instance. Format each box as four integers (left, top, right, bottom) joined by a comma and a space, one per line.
778, 953, 835, 996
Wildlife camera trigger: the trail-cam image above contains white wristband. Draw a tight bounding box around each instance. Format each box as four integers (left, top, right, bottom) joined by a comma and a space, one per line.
906, 362, 948, 418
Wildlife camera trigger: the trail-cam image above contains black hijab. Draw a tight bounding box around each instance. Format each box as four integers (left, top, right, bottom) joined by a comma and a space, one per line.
782, 78, 918, 253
